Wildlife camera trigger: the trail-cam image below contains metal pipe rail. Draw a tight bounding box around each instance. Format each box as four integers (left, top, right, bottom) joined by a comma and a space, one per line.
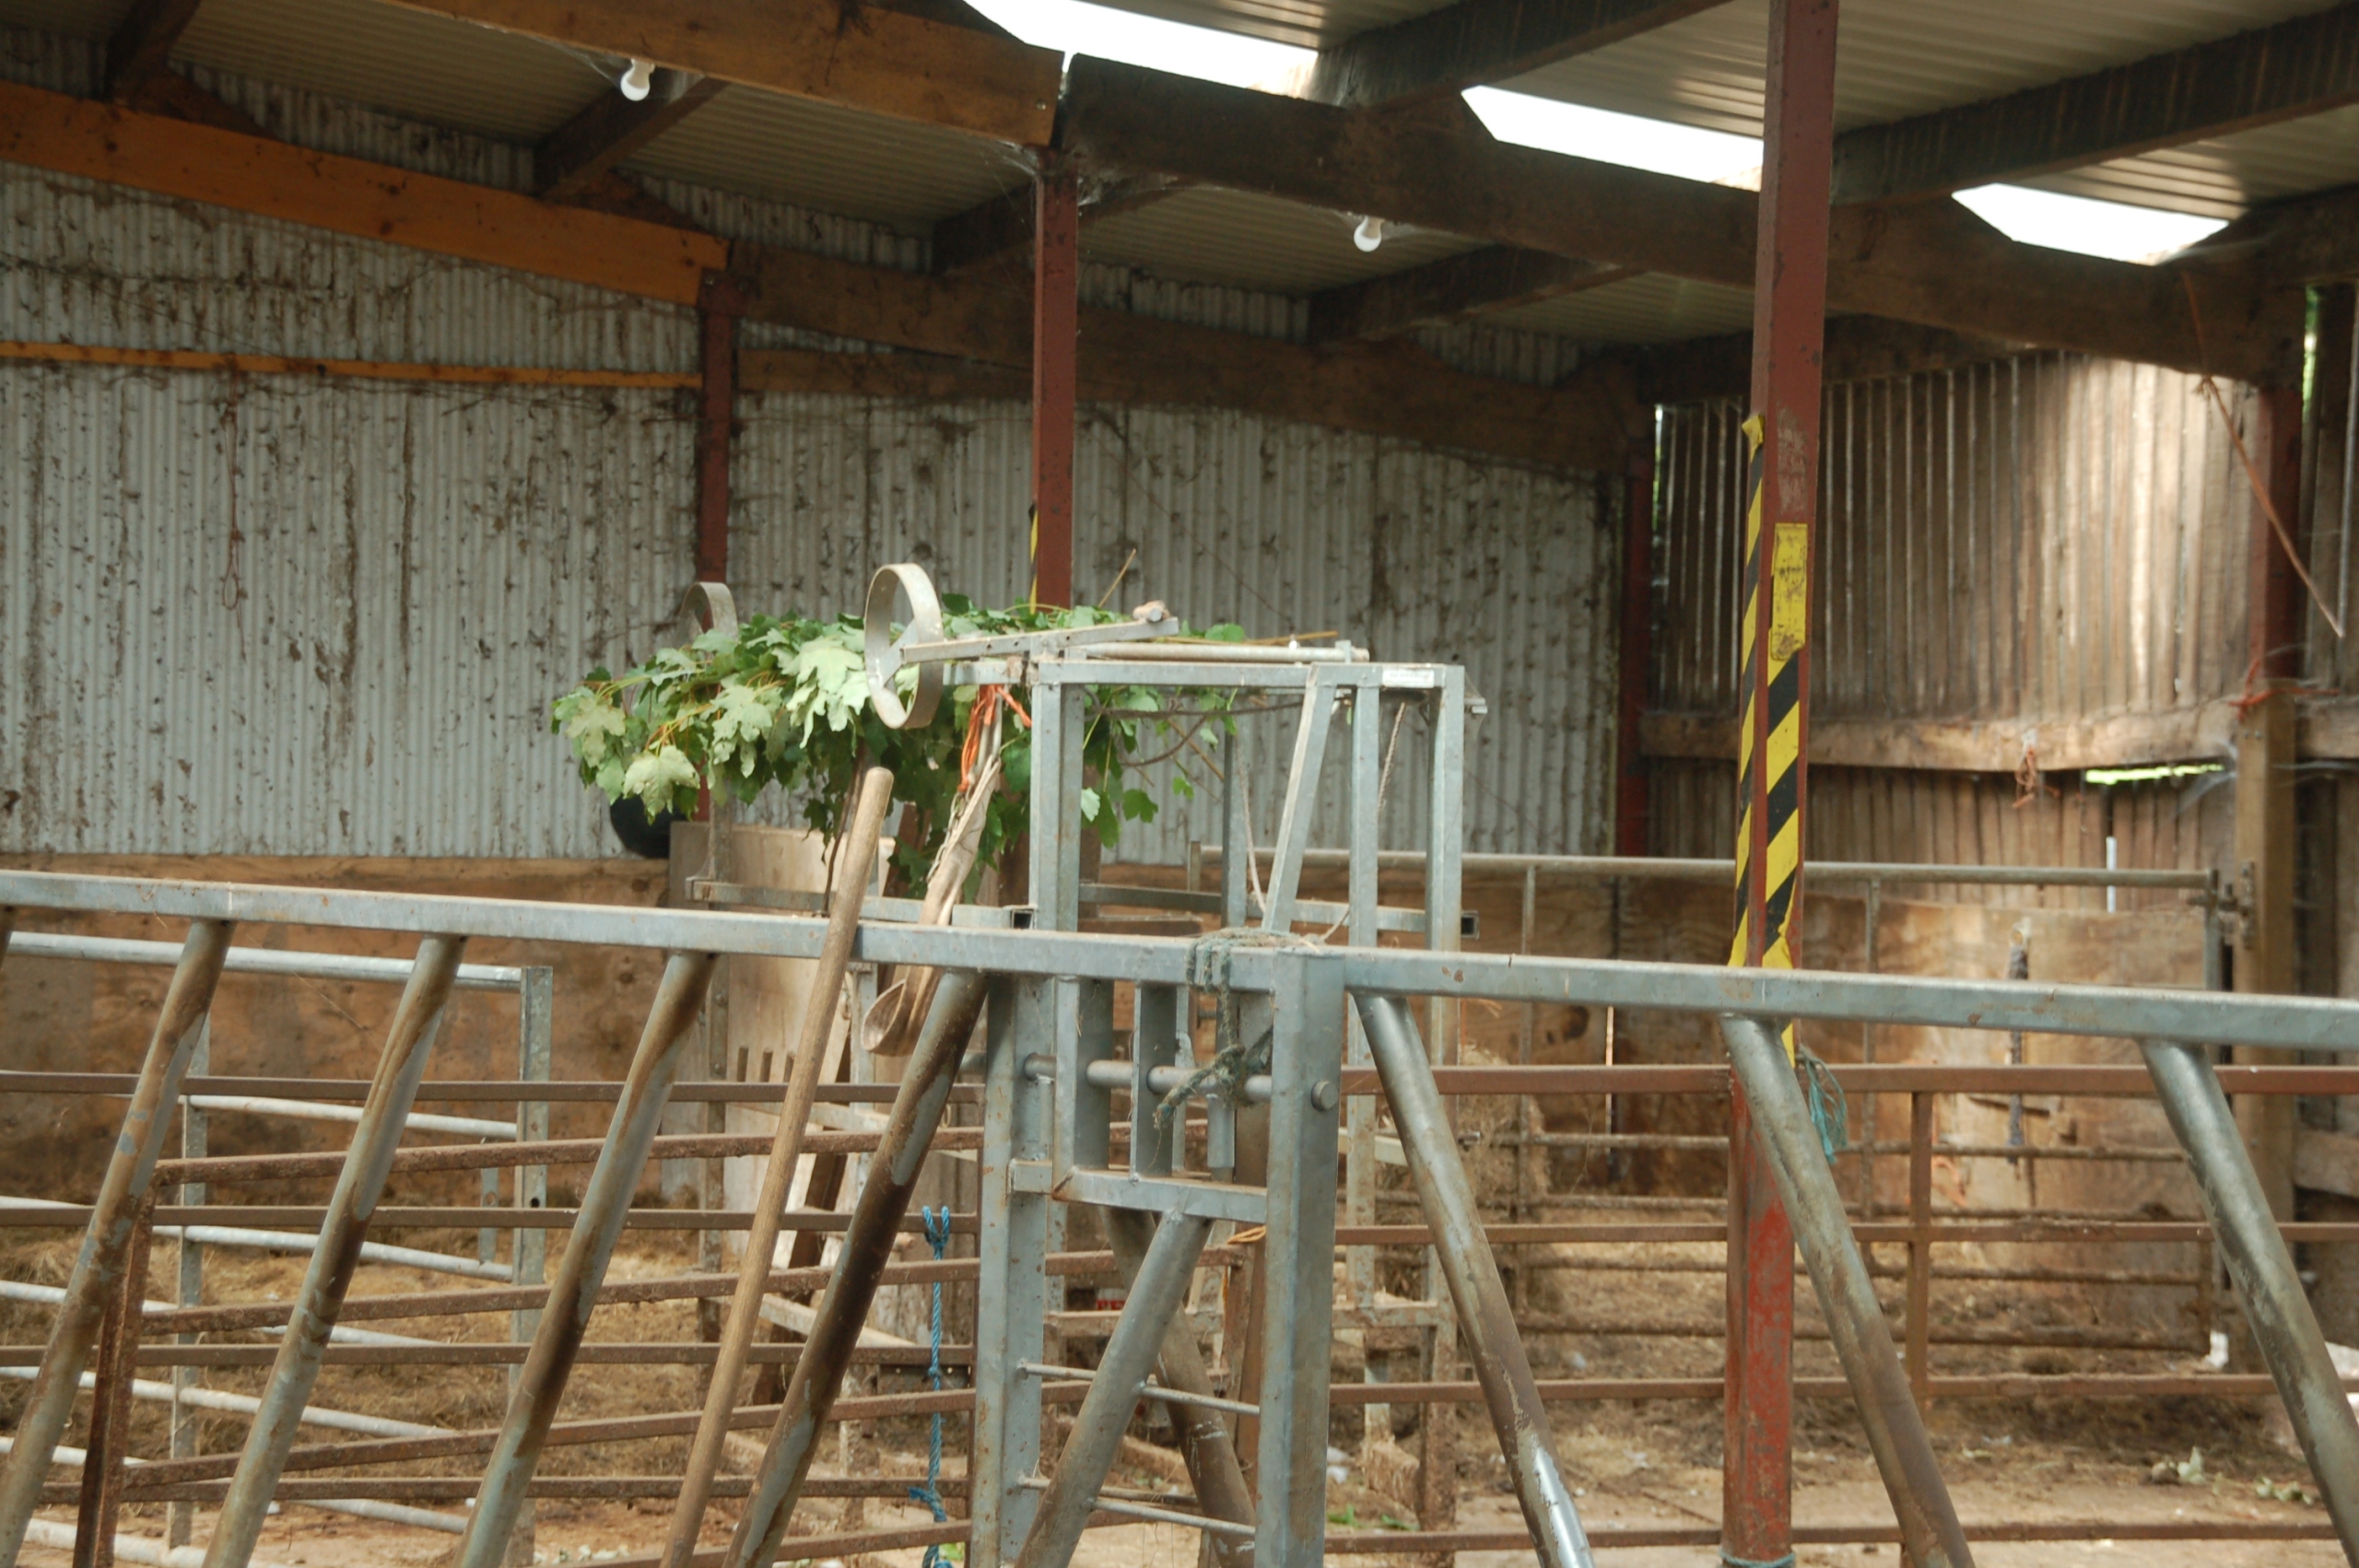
3, 870, 2336, 1047
1192, 847, 2216, 890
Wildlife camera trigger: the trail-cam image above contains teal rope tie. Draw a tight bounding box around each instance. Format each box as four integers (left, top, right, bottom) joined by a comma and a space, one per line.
909, 1205, 956, 1567
1796, 1041, 1848, 1165
1720, 1552, 1797, 1568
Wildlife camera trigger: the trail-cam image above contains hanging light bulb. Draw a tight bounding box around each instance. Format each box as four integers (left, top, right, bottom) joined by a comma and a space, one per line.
1352, 215, 1385, 252
619, 58, 655, 100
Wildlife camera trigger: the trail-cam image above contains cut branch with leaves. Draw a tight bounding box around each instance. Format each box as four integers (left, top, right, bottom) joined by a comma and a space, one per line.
553, 596, 1249, 884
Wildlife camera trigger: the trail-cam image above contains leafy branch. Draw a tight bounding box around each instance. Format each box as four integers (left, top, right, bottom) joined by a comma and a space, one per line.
553, 596, 1248, 884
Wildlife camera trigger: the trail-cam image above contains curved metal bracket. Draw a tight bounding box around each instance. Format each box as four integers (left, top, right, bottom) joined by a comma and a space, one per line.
863, 563, 946, 731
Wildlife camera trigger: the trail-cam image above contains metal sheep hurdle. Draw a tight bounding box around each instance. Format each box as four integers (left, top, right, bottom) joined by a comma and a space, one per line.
2, 873, 2359, 1568
0, 931, 553, 1550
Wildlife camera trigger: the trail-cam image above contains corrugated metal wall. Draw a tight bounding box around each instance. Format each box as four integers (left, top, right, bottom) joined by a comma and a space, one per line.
0, 33, 1617, 862
730, 395, 1617, 860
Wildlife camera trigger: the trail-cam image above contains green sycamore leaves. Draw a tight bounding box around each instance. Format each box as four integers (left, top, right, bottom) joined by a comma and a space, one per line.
551, 597, 1246, 886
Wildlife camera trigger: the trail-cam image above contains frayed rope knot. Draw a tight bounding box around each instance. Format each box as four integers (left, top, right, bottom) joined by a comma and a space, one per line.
1796, 1040, 1848, 1165
1155, 927, 1322, 1131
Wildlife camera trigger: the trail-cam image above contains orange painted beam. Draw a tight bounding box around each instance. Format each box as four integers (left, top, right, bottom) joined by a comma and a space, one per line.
0, 81, 728, 306
0, 340, 698, 387
381, 0, 1062, 146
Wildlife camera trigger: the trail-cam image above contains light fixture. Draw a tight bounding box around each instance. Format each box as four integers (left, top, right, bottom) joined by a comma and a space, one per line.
1352, 215, 1385, 252
619, 58, 654, 100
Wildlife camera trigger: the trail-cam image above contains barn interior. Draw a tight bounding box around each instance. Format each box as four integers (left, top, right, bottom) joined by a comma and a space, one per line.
4, 0, 2359, 1564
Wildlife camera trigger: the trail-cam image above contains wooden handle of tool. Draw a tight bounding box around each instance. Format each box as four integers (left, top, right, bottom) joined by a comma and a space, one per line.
661, 765, 898, 1568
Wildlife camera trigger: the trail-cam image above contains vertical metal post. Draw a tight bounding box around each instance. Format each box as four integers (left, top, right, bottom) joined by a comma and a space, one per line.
724, 969, 992, 1568
1253, 952, 1346, 1568
1420, 674, 1467, 1553
1221, 730, 1252, 930
2233, 690, 2298, 1222
1030, 158, 1078, 609
2142, 1039, 2359, 1558
1029, 680, 1086, 935
454, 950, 716, 1568
204, 936, 467, 1568
1356, 995, 1593, 1568
1261, 670, 1338, 932
1346, 685, 1381, 1440
693, 282, 738, 584
1013, 1211, 1216, 1568
1720, 1017, 1972, 1568
0, 918, 231, 1563
1615, 428, 1657, 860
1726, 2, 1838, 1560
168, 1020, 208, 1550
1858, 879, 1882, 1216
1907, 1092, 1932, 1404
75, 1194, 152, 1568
513, 966, 554, 1355
973, 978, 1049, 1568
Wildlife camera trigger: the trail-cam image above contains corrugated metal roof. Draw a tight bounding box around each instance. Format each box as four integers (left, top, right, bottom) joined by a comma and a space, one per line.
1085, 185, 1487, 297
178, 0, 601, 145
1498, 0, 2356, 213
1485, 273, 1755, 344
626, 78, 1031, 233
1, 0, 2347, 343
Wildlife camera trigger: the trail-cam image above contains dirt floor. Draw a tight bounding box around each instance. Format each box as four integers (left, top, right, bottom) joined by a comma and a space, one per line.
3, 1201, 2340, 1568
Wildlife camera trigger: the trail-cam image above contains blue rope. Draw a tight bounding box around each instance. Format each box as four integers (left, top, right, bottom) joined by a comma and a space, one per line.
1719, 1553, 1797, 1568
1796, 1042, 1848, 1165
910, 1205, 956, 1567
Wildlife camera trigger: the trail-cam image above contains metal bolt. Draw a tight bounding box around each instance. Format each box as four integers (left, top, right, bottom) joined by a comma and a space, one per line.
1310, 1080, 1338, 1112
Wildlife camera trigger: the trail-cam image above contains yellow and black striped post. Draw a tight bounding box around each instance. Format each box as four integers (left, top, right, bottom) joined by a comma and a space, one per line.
1728, 413, 1812, 1018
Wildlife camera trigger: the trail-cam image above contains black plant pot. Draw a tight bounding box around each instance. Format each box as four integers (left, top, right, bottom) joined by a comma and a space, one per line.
609, 796, 684, 860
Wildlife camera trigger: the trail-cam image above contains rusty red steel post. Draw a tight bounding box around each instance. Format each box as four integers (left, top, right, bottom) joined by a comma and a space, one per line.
201, 935, 468, 1568
1907, 1093, 1933, 1403
1029, 157, 1078, 609
0, 918, 232, 1563
693, 273, 741, 584
452, 949, 718, 1568
1725, 3, 1838, 1564
1721, 1018, 1972, 1568
73, 1193, 153, 1568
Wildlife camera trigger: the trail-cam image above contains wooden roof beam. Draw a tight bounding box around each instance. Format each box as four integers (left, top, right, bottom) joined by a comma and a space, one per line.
931, 173, 1186, 276
105, 0, 205, 102
1304, 0, 1737, 108
1307, 245, 1633, 343
374, 0, 1062, 145
535, 68, 725, 202
1057, 57, 2303, 384
0, 78, 1629, 471
1832, 0, 2359, 205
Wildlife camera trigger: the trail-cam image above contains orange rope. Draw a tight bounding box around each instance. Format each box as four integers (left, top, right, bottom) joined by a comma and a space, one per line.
2182, 276, 2344, 650
960, 685, 1029, 792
